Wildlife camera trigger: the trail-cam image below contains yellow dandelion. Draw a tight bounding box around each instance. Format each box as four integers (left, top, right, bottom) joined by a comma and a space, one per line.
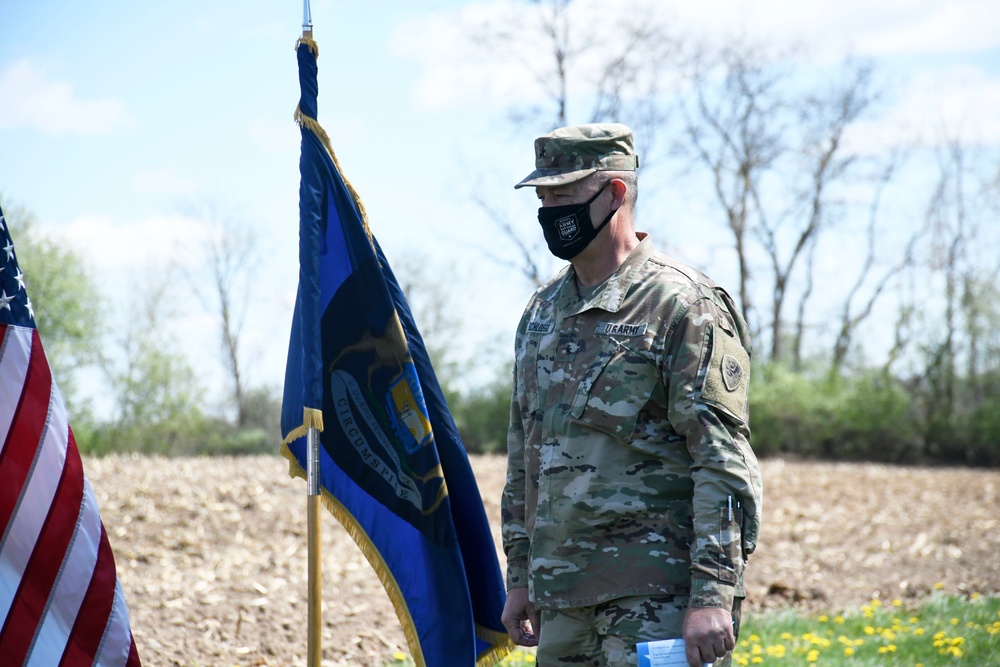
751, 657, 763, 664
818, 615, 829, 622
844, 647, 855, 656
863, 626, 875, 635
934, 582, 945, 590
393, 651, 407, 661
748, 634, 761, 643
914, 627, 926, 636
834, 615, 845, 624
525, 655, 536, 664
950, 618, 960, 625
971, 592, 981, 600
892, 599, 902, 606
806, 649, 820, 662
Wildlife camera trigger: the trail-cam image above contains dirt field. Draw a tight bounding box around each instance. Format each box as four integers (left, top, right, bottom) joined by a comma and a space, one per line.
84, 455, 1000, 667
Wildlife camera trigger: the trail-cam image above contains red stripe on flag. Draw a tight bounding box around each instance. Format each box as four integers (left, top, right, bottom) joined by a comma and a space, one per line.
0, 329, 52, 528
58, 523, 119, 667
127, 635, 141, 667
0, 425, 83, 662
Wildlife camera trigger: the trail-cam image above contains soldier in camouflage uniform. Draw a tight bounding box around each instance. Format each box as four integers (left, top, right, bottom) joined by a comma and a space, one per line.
501, 124, 763, 667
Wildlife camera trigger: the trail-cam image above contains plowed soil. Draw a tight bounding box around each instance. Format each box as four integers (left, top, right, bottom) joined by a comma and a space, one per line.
85, 455, 1000, 666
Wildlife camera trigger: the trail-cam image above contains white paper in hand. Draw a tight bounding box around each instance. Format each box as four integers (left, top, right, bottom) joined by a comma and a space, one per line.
636, 638, 712, 667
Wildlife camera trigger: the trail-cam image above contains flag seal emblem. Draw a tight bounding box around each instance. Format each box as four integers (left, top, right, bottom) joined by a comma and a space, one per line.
388, 362, 433, 454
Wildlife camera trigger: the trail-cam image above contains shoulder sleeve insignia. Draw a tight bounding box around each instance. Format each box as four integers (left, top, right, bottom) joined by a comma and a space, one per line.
701, 325, 750, 422
721, 354, 744, 392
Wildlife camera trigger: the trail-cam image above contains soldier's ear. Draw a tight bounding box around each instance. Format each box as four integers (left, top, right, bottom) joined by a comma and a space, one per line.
609, 179, 627, 208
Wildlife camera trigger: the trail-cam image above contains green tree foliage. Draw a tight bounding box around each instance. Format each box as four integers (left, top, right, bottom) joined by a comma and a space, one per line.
79, 275, 211, 456
449, 370, 513, 455
0, 197, 103, 411
750, 364, 919, 462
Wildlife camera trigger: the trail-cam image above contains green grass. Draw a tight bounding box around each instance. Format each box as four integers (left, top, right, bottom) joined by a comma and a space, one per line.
384, 595, 1000, 666
733, 594, 1000, 666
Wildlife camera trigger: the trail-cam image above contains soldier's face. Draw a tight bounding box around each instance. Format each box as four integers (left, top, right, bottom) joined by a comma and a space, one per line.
536, 177, 605, 209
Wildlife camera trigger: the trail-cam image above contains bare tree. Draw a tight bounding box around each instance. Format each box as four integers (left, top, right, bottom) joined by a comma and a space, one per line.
829, 157, 923, 374
679, 44, 886, 364
679, 42, 788, 339
187, 205, 259, 428
468, 0, 680, 284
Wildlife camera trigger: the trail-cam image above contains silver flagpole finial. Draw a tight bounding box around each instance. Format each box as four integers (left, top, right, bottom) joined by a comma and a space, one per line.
302, 0, 313, 38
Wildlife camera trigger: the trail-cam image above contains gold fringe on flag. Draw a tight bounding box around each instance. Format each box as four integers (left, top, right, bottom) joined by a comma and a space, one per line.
296, 36, 318, 56
293, 106, 374, 249
280, 441, 426, 666
280, 407, 324, 447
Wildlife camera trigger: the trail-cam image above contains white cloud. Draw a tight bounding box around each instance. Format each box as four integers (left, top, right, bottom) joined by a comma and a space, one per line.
392, 0, 1000, 111
844, 65, 1000, 152
56, 213, 210, 275
670, 0, 1000, 58
0, 60, 133, 136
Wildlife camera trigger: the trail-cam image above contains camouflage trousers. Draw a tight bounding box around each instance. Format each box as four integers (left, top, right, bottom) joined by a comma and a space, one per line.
536, 595, 741, 667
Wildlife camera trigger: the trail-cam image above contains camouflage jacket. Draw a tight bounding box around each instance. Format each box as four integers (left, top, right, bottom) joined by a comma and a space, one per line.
502, 235, 762, 611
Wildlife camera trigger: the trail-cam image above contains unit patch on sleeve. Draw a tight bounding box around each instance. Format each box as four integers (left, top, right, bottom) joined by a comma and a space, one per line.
701, 324, 750, 422
595, 321, 648, 337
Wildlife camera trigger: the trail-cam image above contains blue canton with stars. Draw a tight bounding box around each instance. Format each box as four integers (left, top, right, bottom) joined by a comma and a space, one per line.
0, 204, 37, 329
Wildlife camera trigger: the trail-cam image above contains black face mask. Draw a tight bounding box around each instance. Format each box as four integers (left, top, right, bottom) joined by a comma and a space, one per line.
537, 182, 617, 260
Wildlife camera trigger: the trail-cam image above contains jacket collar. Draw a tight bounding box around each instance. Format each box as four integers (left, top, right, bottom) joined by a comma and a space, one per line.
554, 233, 654, 316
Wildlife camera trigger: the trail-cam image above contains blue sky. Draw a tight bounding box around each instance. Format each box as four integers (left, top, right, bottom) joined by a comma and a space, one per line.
1, 0, 999, 413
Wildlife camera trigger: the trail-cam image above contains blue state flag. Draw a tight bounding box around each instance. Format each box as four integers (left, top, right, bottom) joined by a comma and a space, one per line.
280, 38, 512, 667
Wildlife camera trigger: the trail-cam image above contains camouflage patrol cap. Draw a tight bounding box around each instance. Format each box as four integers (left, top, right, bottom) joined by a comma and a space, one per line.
514, 123, 639, 189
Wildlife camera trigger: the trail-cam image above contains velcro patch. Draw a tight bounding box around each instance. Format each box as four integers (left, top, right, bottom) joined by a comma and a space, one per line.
702, 326, 750, 422
595, 321, 648, 337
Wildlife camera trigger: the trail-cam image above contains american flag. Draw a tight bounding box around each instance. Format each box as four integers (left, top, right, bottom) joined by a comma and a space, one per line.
0, 204, 141, 666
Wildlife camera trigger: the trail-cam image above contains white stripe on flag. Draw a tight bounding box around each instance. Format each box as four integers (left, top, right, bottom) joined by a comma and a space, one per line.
25, 474, 103, 667
0, 325, 32, 457
0, 375, 63, 628
94, 580, 135, 667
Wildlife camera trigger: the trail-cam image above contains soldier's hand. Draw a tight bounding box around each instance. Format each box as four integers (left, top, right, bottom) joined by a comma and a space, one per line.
501, 587, 540, 647
683, 607, 734, 666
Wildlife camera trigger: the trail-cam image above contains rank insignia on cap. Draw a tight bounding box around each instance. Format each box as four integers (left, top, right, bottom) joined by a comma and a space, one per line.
722, 354, 744, 391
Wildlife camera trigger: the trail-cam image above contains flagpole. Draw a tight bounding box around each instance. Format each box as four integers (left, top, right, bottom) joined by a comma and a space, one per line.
302, 5, 320, 667
302, 0, 313, 39
306, 425, 322, 667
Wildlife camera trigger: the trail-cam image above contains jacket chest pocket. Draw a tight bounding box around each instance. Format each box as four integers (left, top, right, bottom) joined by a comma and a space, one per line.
568, 336, 659, 441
